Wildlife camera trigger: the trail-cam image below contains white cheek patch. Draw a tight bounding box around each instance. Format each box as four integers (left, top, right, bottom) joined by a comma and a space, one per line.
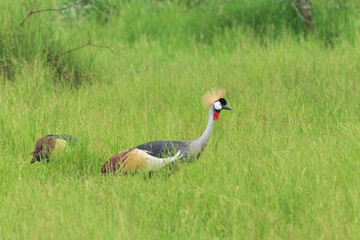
214, 101, 222, 110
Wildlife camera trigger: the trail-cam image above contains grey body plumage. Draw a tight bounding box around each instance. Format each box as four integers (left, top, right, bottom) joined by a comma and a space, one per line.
133, 141, 189, 158
134, 105, 217, 161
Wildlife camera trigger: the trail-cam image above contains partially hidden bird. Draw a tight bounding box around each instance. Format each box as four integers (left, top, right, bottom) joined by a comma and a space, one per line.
101, 89, 232, 174
31, 134, 77, 163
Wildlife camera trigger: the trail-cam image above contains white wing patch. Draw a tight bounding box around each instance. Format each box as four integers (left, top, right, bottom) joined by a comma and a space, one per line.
143, 150, 183, 171
54, 139, 67, 154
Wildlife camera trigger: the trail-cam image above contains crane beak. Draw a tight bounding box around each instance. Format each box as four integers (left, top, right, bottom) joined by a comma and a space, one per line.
222, 106, 232, 110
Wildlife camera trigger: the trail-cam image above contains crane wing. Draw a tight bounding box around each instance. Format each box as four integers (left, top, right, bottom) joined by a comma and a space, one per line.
132, 141, 188, 158
101, 148, 183, 174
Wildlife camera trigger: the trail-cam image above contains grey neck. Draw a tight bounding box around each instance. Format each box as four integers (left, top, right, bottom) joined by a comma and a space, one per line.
189, 106, 215, 157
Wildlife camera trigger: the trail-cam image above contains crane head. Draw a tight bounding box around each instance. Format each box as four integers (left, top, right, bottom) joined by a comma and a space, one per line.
213, 98, 232, 121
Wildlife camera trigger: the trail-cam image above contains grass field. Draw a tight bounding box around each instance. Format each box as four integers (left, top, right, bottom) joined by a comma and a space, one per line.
1, 0, 360, 239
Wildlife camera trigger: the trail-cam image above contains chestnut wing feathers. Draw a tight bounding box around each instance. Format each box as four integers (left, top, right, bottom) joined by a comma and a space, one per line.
132, 141, 188, 158
101, 141, 189, 174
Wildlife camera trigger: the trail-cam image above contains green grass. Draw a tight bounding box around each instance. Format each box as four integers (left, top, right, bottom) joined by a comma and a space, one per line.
1, 0, 360, 239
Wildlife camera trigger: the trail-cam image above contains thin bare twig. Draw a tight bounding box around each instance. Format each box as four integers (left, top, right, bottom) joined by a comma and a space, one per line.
56, 42, 90, 57
87, 43, 125, 59
19, 0, 85, 27
56, 32, 125, 59
18, 1, 124, 60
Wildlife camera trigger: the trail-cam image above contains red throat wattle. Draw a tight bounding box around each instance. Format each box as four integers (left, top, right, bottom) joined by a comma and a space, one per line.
213, 112, 219, 121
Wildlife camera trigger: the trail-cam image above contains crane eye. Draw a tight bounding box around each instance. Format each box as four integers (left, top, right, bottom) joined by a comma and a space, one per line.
214, 101, 222, 110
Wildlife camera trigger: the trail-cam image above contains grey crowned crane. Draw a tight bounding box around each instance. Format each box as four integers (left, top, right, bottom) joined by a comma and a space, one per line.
101, 89, 232, 174
31, 134, 77, 163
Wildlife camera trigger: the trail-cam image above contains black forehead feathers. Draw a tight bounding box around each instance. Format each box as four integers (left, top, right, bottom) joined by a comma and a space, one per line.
218, 98, 227, 105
